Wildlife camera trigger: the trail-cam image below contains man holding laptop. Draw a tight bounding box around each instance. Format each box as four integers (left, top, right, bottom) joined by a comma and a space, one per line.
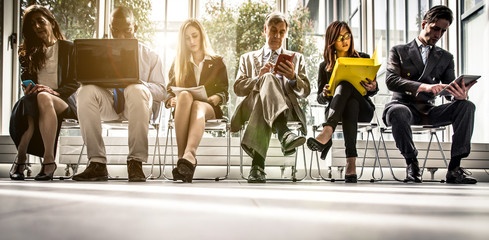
383, 5, 478, 184
73, 6, 165, 182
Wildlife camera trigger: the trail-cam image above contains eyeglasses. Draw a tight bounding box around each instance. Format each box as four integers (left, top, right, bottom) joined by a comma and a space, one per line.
336, 33, 352, 42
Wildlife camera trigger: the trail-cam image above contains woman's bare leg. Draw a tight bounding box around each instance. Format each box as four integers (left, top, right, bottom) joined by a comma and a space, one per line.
37, 92, 68, 174
182, 101, 215, 165
173, 91, 194, 158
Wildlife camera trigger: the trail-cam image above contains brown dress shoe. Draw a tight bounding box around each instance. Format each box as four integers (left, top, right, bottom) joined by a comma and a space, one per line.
127, 160, 146, 182
73, 162, 108, 181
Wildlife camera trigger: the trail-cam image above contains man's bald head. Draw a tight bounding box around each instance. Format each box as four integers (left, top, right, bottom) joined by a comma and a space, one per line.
110, 6, 137, 39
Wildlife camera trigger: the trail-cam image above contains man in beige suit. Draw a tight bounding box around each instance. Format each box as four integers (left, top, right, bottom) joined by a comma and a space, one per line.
231, 12, 310, 183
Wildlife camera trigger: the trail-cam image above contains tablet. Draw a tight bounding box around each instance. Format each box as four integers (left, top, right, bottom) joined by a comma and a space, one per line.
438, 74, 481, 96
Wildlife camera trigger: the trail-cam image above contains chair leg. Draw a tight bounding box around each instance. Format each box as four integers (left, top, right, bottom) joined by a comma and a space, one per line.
421, 132, 435, 181
369, 130, 383, 181
378, 130, 403, 182
161, 124, 173, 180
239, 129, 248, 180
421, 131, 447, 182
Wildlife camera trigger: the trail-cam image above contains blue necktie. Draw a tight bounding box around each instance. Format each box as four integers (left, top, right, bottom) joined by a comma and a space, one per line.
420, 46, 429, 65
113, 88, 125, 114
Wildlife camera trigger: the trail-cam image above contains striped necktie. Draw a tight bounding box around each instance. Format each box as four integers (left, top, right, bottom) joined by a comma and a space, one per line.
420, 45, 429, 65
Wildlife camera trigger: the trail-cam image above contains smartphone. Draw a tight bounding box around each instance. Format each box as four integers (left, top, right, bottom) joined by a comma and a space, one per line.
275, 53, 295, 68
22, 80, 36, 87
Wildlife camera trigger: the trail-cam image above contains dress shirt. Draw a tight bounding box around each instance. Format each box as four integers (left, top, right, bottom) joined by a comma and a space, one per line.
137, 42, 166, 102
190, 54, 212, 86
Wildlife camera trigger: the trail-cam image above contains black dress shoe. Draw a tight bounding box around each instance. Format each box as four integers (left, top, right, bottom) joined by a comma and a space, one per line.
405, 162, 422, 183
248, 165, 266, 183
174, 158, 197, 183
345, 174, 357, 183
34, 162, 57, 181
446, 167, 477, 184
127, 160, 146, 182
280, 131, 306, 152
9, 161, 26, 180
307, 138, 332, 160
73, 162, 108, 181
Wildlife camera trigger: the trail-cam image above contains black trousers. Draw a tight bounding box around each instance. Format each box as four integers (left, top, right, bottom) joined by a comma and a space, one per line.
324, 82, 375, 158
383, 100, 475, 162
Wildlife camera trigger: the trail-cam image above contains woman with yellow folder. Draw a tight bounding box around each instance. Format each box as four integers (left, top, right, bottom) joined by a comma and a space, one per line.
306, 21, 378, 183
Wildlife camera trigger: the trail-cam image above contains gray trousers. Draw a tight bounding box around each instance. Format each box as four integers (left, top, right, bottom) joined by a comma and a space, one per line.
77, 84, 153, 163
241, 73, 295, 159
383, 100, 475, 161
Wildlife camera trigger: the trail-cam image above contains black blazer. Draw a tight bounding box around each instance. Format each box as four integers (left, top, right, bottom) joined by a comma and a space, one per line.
317, 52, 378, 109
165, 55, 229, 118
19, 40, 79, 118
385, 40, 455, 114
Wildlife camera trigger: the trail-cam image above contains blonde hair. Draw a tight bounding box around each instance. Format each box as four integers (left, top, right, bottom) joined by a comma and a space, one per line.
174, 19, 215, 87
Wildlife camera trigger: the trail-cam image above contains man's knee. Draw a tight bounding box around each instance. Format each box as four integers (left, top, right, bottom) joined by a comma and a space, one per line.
457, 100, 476, 114
125, 84, 152, 109
125, 84, 151, 100
385, 105, 412, 125
77, 85, 103, 102
259, 73, 281, 88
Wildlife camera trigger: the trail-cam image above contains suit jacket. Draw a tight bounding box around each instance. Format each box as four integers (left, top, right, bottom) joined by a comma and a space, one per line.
385, 39, 455, 114
317, 52, 378, 108
165, 55, 229, 118
231, 47, 310, 134
19, 40, 79, 118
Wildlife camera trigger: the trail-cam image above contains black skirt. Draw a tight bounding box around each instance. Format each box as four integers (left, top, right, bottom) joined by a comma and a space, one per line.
9, 93, 77, 158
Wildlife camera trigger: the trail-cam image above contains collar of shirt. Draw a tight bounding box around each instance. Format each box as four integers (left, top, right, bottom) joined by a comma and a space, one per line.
415, 37, 432, 50
263, 45, 283, 64
189, 54, 212, 86
190, 54, 212, 68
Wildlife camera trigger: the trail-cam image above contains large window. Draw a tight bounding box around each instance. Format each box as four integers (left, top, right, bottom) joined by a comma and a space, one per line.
461, 2, 487, 143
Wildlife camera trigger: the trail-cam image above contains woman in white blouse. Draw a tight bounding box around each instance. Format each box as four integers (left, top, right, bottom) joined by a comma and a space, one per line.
165, 19, 229, 183
9, 5, 78, 181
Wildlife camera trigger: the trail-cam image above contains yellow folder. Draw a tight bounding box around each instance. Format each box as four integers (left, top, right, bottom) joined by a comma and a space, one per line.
327, 57, 381, 96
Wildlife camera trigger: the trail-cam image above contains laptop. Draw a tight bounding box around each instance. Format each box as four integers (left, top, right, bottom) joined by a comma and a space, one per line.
74, 39, 140, 88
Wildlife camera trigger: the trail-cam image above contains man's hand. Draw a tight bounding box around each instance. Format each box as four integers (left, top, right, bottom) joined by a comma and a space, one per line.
258, 62, 274, 78
360, 78, 377, 92
207, 95, 221, 106
417, 83, 447, 95
274, 60, 295, 80
446, 79, 477, 100
322, 84, 331, 96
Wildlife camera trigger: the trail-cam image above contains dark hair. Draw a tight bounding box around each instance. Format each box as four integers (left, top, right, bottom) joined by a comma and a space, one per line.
265, 12, 289, 29
423, 5, 453, 24
19, 5, 65, 74
323, 21, 359, 72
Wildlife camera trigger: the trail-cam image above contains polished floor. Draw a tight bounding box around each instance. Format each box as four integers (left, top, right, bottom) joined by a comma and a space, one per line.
1, 179, 488, 240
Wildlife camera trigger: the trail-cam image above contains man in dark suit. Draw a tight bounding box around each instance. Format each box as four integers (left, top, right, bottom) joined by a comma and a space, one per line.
231, 12, 310, 183
383, 5, 477, 184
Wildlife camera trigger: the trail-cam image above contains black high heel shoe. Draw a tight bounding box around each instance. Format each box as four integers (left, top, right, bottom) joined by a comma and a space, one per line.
307, 138, 332, 160
175, 158, 197, 183
10, 161, 26, 180
34, 162, 57, 181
